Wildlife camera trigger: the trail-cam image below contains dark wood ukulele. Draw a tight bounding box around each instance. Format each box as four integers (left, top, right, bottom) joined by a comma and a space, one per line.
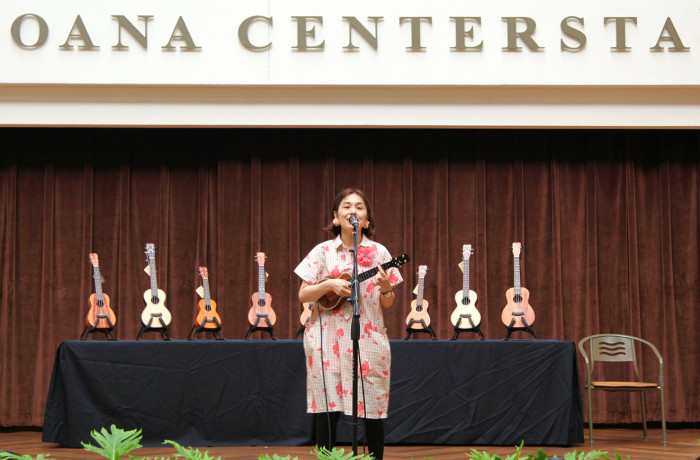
188, 266, 223, 339
317, 253, 410, 311
195, 267, 222, 329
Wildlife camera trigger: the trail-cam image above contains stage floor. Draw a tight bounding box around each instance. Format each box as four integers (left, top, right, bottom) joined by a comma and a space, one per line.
1, 426, 695, 460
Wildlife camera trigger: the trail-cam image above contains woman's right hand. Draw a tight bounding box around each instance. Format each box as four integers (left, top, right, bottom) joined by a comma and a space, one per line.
325, 278, 352, 297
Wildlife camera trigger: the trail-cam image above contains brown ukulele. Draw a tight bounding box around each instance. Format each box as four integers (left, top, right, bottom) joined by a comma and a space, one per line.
195, 267, 222, 329
317, 253, 410, 311
86, 253, 117, 330
406, 265, 431, 329
501, 242, 536, 329
247, 252, 277, 327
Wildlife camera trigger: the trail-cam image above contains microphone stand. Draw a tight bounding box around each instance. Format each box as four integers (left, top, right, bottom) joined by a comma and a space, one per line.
349, 219, 360, 456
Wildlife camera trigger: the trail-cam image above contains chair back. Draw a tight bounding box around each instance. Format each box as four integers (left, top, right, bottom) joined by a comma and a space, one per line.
591, 336, 636, 363
578, 334, 664, 386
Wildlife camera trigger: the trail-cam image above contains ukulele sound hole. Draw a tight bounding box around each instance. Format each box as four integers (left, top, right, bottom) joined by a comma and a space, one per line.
513, 294, 522, 303
462, 297, 471, 305
258, 299, 266, 306
151, 296, 160, 304
96, 300, 104, 307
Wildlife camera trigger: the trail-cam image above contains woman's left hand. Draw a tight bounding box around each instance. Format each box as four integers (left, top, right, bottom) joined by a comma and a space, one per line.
376, 266, 392, 293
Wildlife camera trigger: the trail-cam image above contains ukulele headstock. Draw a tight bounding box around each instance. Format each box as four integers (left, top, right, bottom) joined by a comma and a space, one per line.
88, 253, 99, 267
512, 242, 522, 258
417, 265, 428, 277
388, 253, 410, 268
256, 252, 266, 266
463, 244, 473, 260
145, 243, 156, 260
198, 266, 209, 279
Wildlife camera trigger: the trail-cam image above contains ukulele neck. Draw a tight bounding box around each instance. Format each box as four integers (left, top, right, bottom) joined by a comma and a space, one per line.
93, 266, 103, 302
258, 264, 265, 298
203, 277, 211, 305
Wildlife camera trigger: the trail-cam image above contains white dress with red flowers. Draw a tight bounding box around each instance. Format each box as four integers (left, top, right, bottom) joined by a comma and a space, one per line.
294, 236, 403, 419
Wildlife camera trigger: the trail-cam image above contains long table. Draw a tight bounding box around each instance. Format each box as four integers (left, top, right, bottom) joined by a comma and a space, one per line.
43, 339, 583, 447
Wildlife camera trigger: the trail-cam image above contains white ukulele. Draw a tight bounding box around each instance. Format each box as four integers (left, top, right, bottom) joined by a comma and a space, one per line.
451, 244, 481, 329
140, 243, 172, 330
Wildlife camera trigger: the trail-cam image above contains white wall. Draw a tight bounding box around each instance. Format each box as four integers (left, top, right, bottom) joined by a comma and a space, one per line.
2, 0, 700, 127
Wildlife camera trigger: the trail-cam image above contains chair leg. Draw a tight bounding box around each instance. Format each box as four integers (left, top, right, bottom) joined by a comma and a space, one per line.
660, 387, 667, 445
587, 386, 594, 445
640, 391, 648, 441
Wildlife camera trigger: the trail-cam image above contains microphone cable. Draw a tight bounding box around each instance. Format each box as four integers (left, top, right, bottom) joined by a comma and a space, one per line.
357, 340, 370, 457
317, 301, 333, 451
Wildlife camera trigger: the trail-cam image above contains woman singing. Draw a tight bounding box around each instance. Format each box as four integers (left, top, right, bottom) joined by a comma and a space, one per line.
294, 188, 403, 460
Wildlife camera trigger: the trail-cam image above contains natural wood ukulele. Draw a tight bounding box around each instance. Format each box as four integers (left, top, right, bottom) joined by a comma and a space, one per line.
246, 252, 277, 337
406, 265, 431, 329
299, 302, 314, 326
81, 253, 117, 339
404, 264, 438, 340
501, 242, 536, 339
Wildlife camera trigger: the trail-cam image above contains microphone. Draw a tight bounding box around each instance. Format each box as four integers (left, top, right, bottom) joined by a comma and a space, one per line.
349, 215, 359, 227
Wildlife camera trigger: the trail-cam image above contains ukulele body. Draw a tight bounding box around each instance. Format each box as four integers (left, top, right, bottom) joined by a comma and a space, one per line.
86, 293, 117, 329
248, 292, 276, 326
317, 273, 352, 310
501, 287, 535, 328
196, 298, 221, 329
406, 299, 431, 328
451, 289, 481, 328
141, 289, 172, 327
300, 302, 314, 325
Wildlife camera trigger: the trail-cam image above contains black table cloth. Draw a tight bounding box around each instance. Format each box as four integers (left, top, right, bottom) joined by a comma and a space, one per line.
43, 339, 583, 447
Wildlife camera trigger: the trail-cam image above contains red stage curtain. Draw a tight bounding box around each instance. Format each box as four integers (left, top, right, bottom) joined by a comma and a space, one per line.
0, 128, 697, 426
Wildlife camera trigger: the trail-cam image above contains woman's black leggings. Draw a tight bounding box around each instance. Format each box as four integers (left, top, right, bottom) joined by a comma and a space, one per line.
315, 412, 384, 460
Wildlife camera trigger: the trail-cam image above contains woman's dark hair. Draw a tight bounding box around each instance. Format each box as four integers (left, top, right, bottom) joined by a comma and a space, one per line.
324, 187, 375, 237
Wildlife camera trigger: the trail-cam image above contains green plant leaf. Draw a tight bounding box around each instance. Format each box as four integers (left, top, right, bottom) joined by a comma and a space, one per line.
81, 425, 143, 460
163, 440, 221, 460
465, 448, 502, 460
312, 446, 374, 459
526, 448, 548, 460
0, 454, 55, 460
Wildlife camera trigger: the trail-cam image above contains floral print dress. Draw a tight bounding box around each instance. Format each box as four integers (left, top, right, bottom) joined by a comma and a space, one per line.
294, 236, 403, 419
